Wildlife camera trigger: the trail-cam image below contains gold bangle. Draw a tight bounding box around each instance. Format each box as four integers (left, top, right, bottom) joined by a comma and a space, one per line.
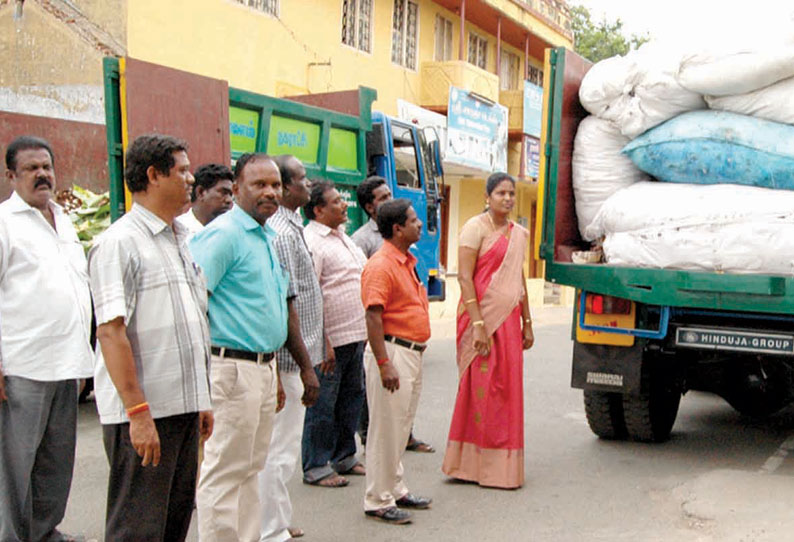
524, 318, 532, 324
472, 320, 485, 327
464, 298, 478, 305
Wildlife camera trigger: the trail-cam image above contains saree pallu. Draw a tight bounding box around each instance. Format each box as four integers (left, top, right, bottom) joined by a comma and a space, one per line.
442, 222, 528, 489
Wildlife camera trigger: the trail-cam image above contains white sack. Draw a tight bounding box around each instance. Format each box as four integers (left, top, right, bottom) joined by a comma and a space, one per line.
705, 76, 794, 125
572, 116, 648, 240
588, 182, 794, 275
578, 45, 705, 139
678, 45, 794, 96
603, 222, 794, 275
585, 182, 794, 240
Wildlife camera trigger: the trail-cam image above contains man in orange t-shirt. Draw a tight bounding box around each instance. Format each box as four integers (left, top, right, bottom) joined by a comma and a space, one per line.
360, 198, 432, 525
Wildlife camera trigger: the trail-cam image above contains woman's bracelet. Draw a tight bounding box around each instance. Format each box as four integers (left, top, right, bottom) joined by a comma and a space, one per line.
472, 320, 485, 327
524, 318, 532, 324
464, 298, 478, 305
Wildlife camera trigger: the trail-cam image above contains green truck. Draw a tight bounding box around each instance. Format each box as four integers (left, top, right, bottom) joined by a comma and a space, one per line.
539, 48, 794, 442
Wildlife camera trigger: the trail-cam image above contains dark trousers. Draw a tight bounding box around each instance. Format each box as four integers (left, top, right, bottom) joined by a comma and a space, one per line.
0, 377, 78, 542
302, 341, 365, 482
103, 412, 199, 542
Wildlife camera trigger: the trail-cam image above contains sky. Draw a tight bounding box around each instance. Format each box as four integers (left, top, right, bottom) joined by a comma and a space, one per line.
575, 0, 794, 47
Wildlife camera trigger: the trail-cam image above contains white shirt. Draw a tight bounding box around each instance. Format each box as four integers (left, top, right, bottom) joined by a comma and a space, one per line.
175, 208, 205, 239
0, 191, 93, 380
89, 204, 212, 424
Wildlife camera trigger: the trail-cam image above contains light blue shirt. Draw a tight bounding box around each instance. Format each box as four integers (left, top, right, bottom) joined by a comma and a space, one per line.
190, 205, 289, 353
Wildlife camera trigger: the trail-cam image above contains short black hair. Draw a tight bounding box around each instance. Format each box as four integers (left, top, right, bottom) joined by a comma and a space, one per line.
376, 198, 412, 240
124, 134, 188, 193
191, 163, 233, 201
233, 152, 273, 181
303, 179, 335, 221
274, 154, 301, 186
356, 176, 387, 218
486, 172, 515, 195
5, 135, 54, 171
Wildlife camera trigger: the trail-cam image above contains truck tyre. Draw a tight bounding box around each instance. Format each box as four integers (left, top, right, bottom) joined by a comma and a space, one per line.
722, 362, 792, 418
622, 363, 680, 442
584, 390, 627, 439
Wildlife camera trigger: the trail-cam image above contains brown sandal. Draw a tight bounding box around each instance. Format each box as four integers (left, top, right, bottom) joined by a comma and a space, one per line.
304, 473, 349, 487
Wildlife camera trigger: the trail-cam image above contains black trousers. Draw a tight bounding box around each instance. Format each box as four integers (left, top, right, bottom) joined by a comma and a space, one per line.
102, 412, 199, 542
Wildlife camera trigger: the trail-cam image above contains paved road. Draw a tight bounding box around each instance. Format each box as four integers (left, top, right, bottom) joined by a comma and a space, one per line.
60, 307, 794, 541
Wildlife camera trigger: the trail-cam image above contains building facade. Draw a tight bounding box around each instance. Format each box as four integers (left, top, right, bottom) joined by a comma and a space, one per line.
1, 0, 573, 306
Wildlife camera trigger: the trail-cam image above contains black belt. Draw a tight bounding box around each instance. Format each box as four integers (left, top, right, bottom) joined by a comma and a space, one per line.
211, 346, 274, 364
384, 335, 427, 353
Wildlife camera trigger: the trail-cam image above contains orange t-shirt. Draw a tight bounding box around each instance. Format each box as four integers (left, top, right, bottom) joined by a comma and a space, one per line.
360, 241, 431, 343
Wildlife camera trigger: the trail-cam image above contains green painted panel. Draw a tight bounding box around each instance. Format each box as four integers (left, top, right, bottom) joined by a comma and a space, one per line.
337, 184, 365, 234
266, 115, 320, 165
230, 106, 259, 155
328, 127, 357, 170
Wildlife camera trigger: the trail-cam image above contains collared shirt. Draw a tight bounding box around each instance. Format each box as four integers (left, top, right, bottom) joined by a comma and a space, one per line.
361, 241, 431, 343
175, 208, 204, 239
304, 220, 367, 348
89, 203, 212, 424
269, 205, 324, 371
0, 192, 93, 380
351, 217, 383, 259
190, 204, 290, 353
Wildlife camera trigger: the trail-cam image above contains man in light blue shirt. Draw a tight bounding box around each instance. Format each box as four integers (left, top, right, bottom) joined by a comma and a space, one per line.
191, 153, 319, 542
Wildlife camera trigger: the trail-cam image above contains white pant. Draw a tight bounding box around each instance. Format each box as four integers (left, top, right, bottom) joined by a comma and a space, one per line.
258, 371, 305, 542
197, 356, 277, 542
363, 341, 423, 511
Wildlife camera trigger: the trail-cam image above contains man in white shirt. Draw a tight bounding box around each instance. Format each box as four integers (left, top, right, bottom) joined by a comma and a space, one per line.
0, 136, 93, 542
176, 162, 234, 236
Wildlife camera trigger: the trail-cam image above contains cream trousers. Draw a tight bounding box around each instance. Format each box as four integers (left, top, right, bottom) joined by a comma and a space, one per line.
363, 341, 423, 511
197, 355, 277, 542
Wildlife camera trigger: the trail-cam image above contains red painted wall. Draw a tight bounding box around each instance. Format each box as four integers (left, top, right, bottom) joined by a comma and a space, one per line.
0, 111, 108, 201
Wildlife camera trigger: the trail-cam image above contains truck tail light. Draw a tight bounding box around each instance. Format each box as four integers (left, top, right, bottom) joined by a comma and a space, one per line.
585, 294, 632, 315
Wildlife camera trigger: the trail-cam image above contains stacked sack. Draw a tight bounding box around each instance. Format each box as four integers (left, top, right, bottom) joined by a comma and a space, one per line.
573, 32, 794, 274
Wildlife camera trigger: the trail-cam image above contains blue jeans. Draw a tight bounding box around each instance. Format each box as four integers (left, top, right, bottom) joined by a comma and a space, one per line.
302, 341, 365, 482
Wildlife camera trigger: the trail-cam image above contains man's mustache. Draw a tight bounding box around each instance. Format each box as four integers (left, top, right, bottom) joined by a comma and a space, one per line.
34, 178, 52, 189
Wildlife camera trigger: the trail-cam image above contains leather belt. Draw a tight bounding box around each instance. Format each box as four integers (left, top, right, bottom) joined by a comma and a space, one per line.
384, 335, 427, 353
211, 346, 274, 365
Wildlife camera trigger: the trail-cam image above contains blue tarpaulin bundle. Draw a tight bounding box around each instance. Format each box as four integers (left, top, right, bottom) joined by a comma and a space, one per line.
622, 110, 794, 190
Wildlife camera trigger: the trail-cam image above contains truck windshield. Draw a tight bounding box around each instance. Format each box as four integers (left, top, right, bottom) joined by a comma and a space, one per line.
391, 123, 421, 189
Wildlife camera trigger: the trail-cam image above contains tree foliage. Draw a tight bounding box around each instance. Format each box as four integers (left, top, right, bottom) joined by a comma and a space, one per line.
570, 4, 650, 63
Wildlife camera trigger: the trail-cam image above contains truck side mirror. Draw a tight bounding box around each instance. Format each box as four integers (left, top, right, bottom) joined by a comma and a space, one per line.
430, 139, 444, 177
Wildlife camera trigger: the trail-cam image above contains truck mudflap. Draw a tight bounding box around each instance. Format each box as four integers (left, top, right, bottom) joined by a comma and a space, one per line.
571, 340, 644, 395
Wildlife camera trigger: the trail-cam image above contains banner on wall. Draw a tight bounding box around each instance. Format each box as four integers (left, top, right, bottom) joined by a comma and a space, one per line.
446, 86, 508, 173
523, 81, 543, 139
525, 136, 540, 178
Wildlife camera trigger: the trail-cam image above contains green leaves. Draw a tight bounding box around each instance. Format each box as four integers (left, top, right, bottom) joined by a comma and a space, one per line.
67, 185, 111, 252
570, 4, 650, 63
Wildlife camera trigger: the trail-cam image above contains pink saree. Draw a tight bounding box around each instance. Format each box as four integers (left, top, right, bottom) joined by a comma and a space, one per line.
442, 219, 529, 488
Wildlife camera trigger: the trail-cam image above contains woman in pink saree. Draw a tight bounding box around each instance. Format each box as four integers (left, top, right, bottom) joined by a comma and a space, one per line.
442, 173, 534, 489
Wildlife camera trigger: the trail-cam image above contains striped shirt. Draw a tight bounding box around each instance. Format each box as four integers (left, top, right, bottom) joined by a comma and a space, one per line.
88, 203, 212, 425
269, 205, 324, 371
304, 220, 367, 348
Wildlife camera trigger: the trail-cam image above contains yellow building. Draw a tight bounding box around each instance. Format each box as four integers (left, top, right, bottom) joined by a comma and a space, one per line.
1, 0, 573, 307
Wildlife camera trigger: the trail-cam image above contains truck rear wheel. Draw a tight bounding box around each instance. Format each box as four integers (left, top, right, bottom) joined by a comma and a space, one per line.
584, 390, 627, 439
622, 366, 680, 443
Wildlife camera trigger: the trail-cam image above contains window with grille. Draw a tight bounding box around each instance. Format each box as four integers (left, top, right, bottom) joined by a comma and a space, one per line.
233, 0, 278, 16
467, 32, 487, 70
500, 50, 520, 90
434, 14, 453, 61
391, 0, 419, 69
528, 65, 544, 86
341, 0, 373, 53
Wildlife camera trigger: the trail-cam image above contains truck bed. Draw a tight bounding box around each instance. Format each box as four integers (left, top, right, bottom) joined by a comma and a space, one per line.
537, 48, 794, 315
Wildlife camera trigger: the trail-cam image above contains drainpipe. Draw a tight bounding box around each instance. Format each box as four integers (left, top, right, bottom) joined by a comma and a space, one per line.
459, 0, 466, 61
14, 0, 25, 19
524, 34, 530, 79
496, 16, 502, 82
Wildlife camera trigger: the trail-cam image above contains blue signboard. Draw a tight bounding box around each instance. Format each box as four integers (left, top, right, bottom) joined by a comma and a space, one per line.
525, 136, 540, 178
523, 81, 543, 139
446, 86, 508, 172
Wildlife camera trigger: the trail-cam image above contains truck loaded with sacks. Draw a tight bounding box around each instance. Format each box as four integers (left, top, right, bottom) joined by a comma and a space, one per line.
537, 36, 794, 442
